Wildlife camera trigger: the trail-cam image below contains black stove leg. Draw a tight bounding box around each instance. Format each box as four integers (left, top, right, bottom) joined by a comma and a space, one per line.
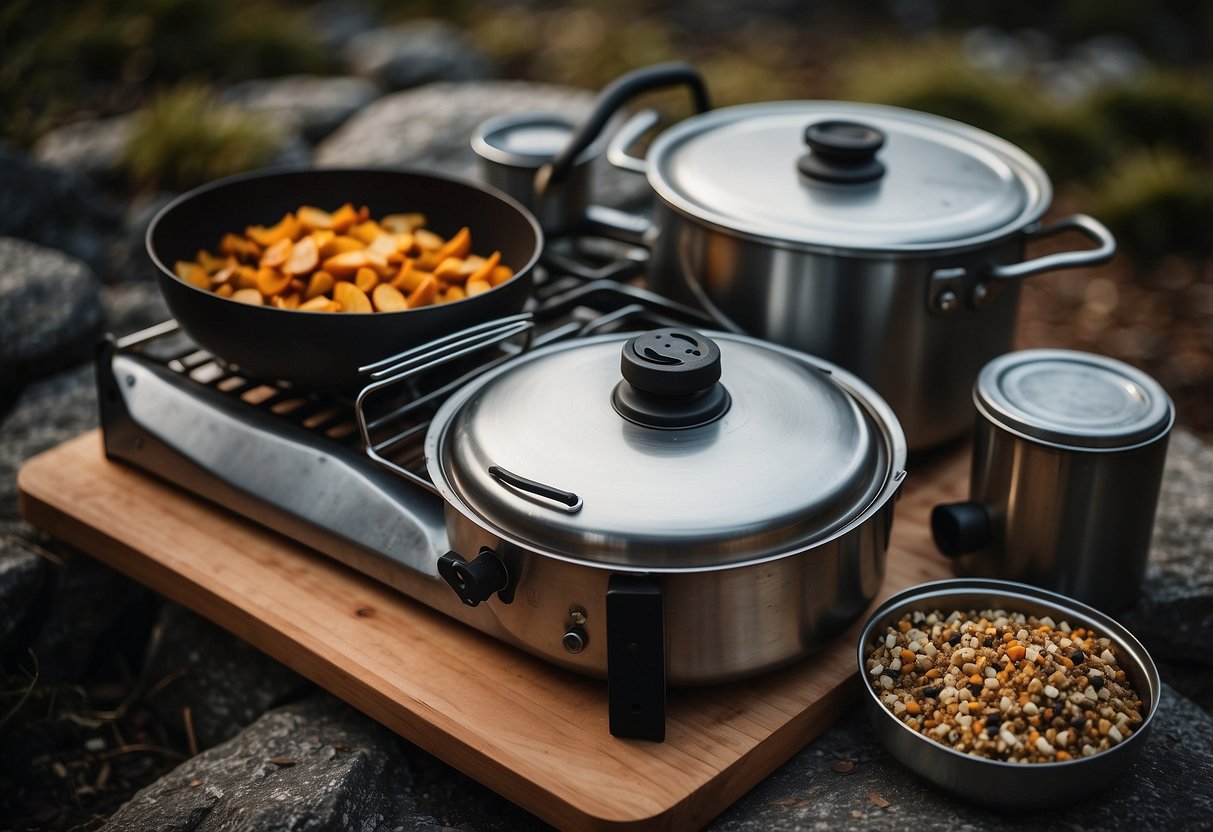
606, 573, 666, 741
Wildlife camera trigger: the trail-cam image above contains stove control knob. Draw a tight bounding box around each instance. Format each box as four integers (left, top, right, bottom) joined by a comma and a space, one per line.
437, 548, 508, 607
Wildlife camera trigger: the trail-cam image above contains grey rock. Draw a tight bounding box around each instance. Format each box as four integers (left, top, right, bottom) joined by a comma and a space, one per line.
1122, 428, 1213, 708
709, 683, 1213, 831
102, 278, 172, 340
221, 75, 382, 143
0, 363, 97, 524
0, 146, 121, 275
12, 529, 149, 683
101, 694, 427, 832
142, 603, 308, 750
0, 237, 103, 386
340, 20, 491, 91
0, 535, 44, 645
32, 114, 135, 183
306, 0, 381, 51
314, 80, 648, 208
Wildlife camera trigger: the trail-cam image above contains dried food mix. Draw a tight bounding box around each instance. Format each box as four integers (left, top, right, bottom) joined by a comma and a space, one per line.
173, 204, 513, 312
865, 608, 1145, 763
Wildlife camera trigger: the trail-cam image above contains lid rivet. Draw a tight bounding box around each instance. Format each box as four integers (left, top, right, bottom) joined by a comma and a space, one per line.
933, 290, 959, 314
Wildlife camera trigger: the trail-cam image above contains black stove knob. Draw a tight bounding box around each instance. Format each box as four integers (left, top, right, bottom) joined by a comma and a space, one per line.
438, 548, 508, 607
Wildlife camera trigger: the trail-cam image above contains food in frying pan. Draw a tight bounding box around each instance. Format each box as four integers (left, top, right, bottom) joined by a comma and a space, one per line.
173, 204, 514, 312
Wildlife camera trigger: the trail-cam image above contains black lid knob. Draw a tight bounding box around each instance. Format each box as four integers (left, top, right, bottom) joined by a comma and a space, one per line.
798, 120, 886, 184
612, 328, 730, 429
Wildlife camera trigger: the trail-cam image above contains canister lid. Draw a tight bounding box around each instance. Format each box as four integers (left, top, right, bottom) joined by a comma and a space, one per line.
975, 350, 1173, 449
472, 113, 599, 169
646, 100, 1052, 251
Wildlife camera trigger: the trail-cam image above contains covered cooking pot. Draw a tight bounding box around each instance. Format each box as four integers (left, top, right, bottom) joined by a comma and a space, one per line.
543, 64, 1117, 450
420, 325, 906, 739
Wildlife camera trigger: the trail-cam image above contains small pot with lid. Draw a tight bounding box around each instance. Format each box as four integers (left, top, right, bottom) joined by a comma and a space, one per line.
418, 325, 906, 739
932, 350, 1174, 612
543, 64, 1117, 450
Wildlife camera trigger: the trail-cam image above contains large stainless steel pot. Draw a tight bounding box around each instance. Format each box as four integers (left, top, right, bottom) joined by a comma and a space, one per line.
543, 66, 1117, 450
413, 325, 906, 739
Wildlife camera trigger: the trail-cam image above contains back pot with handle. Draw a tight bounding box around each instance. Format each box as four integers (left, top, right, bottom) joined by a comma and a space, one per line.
543, 65, 1117, 451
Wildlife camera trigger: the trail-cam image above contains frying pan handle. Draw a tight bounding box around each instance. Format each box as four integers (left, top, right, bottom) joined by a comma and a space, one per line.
536, 62, 710, 195
988, 214, 1116, 281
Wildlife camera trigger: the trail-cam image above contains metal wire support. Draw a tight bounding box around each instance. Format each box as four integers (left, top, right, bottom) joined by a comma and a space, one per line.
354, 314, 535, 491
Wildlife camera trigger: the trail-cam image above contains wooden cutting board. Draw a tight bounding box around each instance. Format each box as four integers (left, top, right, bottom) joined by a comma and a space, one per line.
18, 430, 963, 831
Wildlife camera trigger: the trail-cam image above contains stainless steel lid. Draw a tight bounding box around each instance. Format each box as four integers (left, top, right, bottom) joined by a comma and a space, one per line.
472, 113, 599, 169
427, 329, 906, 569
975, 349, 1174, 450
646, 101, 1052, 251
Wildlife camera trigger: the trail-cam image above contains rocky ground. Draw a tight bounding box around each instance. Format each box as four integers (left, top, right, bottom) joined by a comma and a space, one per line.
2, 17, 1212, 832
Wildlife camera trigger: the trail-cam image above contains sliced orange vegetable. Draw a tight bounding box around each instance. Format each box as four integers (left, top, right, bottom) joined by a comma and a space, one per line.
333, 281, 372, 313
372, 282, 407, 312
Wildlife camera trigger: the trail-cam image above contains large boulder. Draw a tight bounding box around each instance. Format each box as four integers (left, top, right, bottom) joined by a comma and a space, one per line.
710, 684, 1213, 830
0, 237, 103, 388
32, 114, 136, 184
0, 147, 120, 275
221, 75, 382, 143
101, 695, 423, 832
314, 80, 648, 208
142, 603, 308, 750
340, 20, 491, 91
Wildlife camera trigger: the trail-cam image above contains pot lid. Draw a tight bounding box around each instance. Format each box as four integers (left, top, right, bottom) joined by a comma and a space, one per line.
647, 101, 1052, 251
427, 329, 902, 569
975, 349, 1174, 449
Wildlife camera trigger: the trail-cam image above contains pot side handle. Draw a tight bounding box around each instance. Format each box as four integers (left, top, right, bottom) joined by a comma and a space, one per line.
989, 214, 1116, 281
535, 62, 710, 196
607, 108, 662, 175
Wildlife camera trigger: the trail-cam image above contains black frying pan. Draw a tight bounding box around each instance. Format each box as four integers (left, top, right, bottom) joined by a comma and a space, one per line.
147, 167, 542, 393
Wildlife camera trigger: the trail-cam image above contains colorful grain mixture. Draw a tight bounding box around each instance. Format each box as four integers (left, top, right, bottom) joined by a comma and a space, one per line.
865, 608, 1145, 763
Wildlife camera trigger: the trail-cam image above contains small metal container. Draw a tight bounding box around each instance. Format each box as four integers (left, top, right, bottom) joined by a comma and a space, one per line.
857, 578, 1159, 808
932, 349, 1174, 612
471, 112, 599, 231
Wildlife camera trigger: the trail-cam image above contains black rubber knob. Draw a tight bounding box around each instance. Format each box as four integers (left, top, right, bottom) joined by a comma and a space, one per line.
437, 548, 508, 607
798, 120, 886, 184
931, 502, 992, 557
612, 328, 730, 429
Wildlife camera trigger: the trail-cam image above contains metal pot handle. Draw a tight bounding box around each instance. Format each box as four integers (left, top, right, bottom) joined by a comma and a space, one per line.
606, 108, 662, 174
535, 62, 710, 196
988, 214, 1116, 281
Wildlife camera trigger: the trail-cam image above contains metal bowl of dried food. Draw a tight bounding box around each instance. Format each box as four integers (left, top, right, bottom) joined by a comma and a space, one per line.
856, 578, 1158, 807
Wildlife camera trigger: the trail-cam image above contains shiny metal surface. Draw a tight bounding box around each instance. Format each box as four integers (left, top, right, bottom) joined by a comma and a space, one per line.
428, 332, 897, 567
976, 349, 1173, 449
956, 359, 1174, 612
647, 207, 1027, 449
647, 101, 1049, 250
472, 112, 596, 231
445, 455, 900, 685
425, 333, 907, 684
857, 579, 1159, 807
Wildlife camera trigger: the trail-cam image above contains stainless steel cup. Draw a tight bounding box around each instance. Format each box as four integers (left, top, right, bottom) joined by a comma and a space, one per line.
471, 113, 597, 232
932, 350, 1174, 612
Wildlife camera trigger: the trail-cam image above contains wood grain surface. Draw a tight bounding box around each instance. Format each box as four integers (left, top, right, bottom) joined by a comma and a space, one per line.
18, 430, 965, 831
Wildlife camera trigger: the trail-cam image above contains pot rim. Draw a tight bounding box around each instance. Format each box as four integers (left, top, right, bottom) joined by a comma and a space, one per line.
645, 100, 1054, 254
425, 330, 908, 574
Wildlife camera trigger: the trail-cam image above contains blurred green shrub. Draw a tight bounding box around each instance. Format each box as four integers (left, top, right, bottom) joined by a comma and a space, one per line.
121, 85, 286, 190
1090, 72, 1213, 157
0, 0, 328, 148
1088, 147, 1213, 261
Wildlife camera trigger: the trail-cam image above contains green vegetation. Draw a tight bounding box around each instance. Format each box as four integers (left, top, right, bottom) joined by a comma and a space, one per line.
4, 0, 1210, 261
120, 85, 287, 190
